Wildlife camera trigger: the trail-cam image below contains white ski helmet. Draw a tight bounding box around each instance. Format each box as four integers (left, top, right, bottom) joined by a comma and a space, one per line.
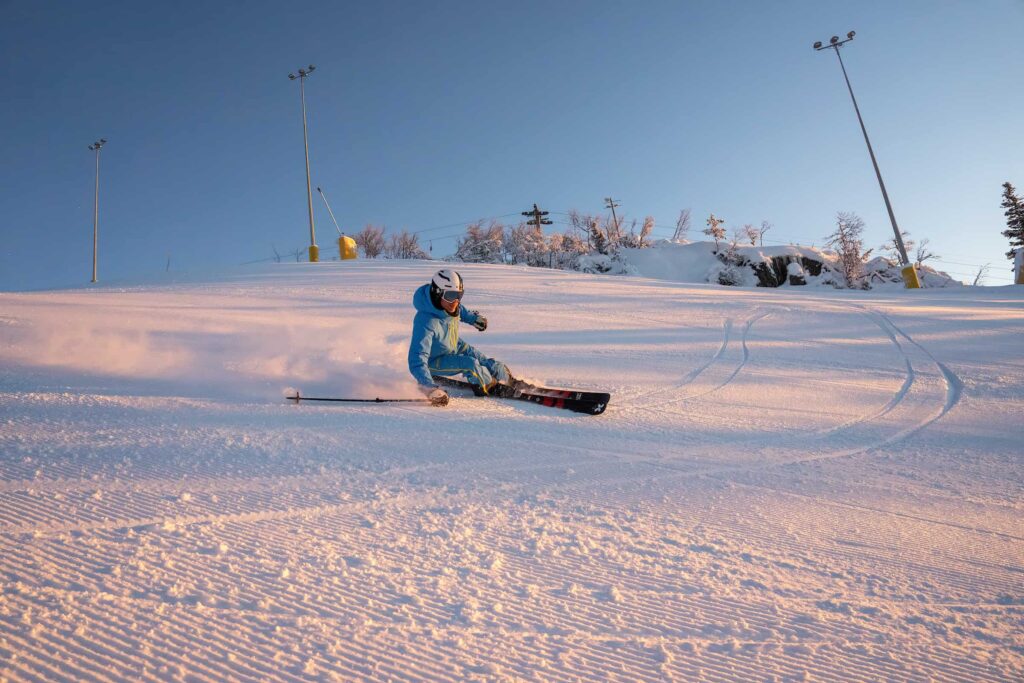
430, 269, 464, 309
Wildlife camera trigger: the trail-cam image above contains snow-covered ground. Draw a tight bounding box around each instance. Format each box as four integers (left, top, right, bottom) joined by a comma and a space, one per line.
1, 260, 1022, 682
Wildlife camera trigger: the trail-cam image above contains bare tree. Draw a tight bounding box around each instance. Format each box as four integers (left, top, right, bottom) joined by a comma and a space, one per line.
758, 220, 772, 246
672, 208, 691, 242
972, 263, 991, 286
355, 224, 386, 259
880, 230, 915, 263
386, 229, 428, 259
568, 209, 601, 250
824, 212, 873, 288
914, 238, 939, 267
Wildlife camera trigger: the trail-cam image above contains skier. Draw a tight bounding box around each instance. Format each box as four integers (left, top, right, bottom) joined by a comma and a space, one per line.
409, 269, 512, 406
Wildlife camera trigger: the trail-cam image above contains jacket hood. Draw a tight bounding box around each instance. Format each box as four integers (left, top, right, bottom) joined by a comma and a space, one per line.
413, 283, 449, 319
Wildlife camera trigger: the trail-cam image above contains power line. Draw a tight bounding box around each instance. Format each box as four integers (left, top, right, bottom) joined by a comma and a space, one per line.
407, 212, 521, 236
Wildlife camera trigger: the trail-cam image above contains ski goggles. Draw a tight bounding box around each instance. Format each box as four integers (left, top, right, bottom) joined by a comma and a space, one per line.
440, 289, 464, 302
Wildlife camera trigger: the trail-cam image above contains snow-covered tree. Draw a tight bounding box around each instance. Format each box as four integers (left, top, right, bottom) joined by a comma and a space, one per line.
1001, 181, 1024, 263
715, 235, 746, 286
550, 230, 589, 269
505, 223, 549, 266
742, 224, 759, 246
619, 216, 655, 249
589, 219, 610, 255
638, 216, 654, 247
704, 213, 726, 249
824, 212, 873, 288
455, 220, 505, 263
355, 224, 386, 259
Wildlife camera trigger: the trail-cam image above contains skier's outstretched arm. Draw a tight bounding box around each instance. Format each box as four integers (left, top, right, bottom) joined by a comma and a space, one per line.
459, 307, 487, 331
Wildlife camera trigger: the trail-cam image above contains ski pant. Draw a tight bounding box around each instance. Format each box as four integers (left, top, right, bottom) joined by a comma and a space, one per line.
429, 353, 510, 388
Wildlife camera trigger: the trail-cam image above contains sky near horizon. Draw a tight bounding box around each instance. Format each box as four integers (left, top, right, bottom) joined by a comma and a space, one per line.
1, 0, 1021, 291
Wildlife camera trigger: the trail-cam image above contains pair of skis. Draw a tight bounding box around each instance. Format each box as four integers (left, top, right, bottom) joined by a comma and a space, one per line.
432, 376, 610, 415
286, 377, 610, 415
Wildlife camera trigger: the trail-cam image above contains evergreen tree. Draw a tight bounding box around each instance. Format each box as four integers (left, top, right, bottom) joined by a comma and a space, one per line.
1001, 182, 1024, 262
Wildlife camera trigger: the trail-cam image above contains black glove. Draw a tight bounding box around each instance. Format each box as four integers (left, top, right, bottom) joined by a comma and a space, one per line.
472, 313, 488, 331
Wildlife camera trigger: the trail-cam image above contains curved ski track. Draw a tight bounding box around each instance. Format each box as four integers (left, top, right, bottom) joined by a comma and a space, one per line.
619, 309, 774, 411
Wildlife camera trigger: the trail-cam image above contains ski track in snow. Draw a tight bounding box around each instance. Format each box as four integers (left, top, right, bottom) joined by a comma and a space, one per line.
0, 262, 1021, 683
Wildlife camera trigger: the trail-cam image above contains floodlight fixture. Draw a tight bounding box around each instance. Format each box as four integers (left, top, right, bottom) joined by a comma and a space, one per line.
813, 41, 823, 49
830, 35, 839, 44
847, 31, 855, 40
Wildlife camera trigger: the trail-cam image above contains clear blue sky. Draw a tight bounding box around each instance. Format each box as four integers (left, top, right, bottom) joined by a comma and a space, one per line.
1, 0, 1021, 290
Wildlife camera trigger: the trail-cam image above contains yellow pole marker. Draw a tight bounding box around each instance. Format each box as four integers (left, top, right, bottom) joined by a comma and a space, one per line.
901, 264, 921, 289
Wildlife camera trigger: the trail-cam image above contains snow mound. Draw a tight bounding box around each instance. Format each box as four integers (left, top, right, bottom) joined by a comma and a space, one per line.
617, 240, 961, 288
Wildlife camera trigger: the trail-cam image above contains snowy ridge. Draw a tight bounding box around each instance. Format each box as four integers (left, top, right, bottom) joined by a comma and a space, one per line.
1, 261, 1022, 682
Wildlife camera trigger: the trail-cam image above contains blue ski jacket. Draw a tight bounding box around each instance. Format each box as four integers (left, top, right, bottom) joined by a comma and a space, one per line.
408, 284, 488, 388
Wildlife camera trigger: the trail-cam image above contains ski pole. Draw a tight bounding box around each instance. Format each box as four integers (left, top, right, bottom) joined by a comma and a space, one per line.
287, 392, 431, 404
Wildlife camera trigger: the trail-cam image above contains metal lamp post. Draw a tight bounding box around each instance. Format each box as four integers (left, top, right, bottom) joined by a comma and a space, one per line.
814, 32, 920, 288
88, 138, 107, 283
289, 65, 319, 263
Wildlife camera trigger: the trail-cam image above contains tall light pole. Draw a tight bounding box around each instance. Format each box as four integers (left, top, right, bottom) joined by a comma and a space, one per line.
88, 138, 107, 283
289, 65, 318, 263
815, 31, 921, 286
604, 197, 621, 242
814, 31, 920, 288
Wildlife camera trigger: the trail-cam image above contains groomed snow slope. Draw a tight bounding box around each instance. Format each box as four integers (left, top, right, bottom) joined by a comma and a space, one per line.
1, 261, 1022, 682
